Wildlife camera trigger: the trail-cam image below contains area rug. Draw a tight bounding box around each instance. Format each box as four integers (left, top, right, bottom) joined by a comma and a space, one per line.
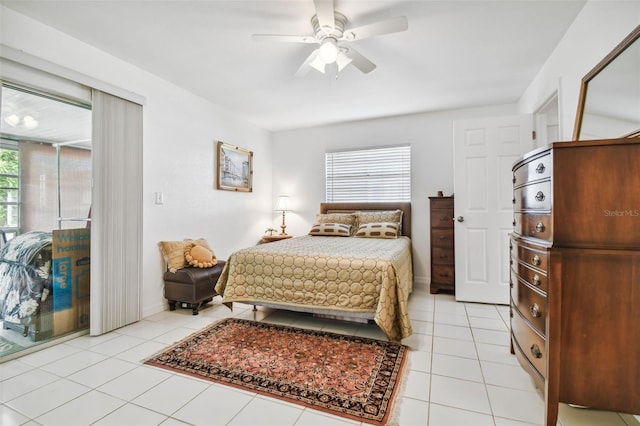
145, 318, 408, 425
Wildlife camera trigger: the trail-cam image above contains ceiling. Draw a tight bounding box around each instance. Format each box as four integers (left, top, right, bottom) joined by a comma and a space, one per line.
1, 86, 92, 146
1, 0, 587, 132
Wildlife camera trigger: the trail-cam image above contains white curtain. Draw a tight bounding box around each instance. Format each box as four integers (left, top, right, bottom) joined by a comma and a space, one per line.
90, 89, 142, 335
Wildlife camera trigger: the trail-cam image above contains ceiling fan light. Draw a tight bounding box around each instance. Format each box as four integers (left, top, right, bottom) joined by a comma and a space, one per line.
336, 51, 352, 71
310, 55, 326, 73
22, 115, 39, 130
4, 114, 20, 127
318, 39, 338, 64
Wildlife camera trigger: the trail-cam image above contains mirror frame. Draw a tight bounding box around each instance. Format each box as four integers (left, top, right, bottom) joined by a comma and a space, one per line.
573, 24, 640, 140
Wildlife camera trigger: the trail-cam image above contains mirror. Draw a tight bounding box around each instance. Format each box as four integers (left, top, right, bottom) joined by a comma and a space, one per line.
573, 24, 640, 140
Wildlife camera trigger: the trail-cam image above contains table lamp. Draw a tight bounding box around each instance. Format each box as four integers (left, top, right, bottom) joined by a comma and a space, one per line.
274, 195, 291, 235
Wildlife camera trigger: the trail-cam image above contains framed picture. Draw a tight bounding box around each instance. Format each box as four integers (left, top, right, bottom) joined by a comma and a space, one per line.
216, 141, 253, 192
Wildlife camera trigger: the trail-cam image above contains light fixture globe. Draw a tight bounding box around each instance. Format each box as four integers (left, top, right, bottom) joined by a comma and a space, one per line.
318, 38, 339, 64
22, 115, 39, 130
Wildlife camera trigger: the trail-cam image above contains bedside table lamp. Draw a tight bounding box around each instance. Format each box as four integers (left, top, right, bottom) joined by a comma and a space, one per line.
274, 195, 291, 235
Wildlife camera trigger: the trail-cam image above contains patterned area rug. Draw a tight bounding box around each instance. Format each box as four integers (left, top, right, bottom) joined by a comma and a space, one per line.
145, 318, 408, 425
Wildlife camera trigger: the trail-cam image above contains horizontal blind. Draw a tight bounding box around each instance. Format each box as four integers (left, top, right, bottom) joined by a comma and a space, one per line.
326, 145, 411, 202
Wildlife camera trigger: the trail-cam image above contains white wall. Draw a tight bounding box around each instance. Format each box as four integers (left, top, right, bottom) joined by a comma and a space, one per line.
2, 0, 636, 309
0, 6, 274, 318
271, 104, 517, 288
518, 0, 640, 140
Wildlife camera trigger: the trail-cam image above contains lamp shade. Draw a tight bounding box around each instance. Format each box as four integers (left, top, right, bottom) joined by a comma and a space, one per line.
274, 195, 291, 212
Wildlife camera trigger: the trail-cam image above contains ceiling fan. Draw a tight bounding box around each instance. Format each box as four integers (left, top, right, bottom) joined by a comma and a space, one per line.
252, 0, 408, 77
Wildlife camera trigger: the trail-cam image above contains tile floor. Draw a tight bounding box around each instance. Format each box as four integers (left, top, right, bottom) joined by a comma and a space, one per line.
1, 289, 639, 426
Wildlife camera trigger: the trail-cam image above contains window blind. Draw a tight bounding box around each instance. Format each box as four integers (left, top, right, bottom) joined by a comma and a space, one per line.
325, 145, 411, 202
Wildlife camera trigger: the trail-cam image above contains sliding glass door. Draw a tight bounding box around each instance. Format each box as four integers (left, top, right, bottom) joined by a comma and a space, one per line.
0, 82, 92, 360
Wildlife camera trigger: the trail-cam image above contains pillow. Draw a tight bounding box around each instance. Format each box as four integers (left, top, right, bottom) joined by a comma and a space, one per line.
158, 238, 214, 272
355, 210, 403, 235
354, 222, 399, 239
184, 243, 217, 268
308, 223, 351, 237
315, 213, 357, 235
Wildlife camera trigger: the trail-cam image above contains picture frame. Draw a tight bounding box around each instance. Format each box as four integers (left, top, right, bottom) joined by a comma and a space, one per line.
216, 141, 253, 192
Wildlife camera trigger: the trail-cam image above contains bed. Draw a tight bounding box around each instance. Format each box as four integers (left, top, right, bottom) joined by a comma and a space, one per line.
0, 231, 54, 341
215, 202, 413, 341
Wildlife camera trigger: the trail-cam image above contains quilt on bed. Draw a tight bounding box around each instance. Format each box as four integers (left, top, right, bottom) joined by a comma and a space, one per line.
215, 235, 413, 341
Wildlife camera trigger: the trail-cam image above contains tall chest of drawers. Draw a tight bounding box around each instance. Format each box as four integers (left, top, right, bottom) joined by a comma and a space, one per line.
510, 138, 640, 426
429, 195, 455, 294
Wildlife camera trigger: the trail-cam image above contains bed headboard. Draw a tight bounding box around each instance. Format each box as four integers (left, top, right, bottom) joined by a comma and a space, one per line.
319, 202, 412, 239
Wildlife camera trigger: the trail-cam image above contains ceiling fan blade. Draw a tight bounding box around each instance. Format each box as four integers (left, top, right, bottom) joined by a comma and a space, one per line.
295, 49, 322, 77
342, 16, 408, 41
343, 47, 376, 74
314, 0, 335, 33
252, 34, 317, 43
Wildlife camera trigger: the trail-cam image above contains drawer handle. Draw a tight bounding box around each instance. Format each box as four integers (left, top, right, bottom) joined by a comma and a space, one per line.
439, 272, 450, 278
439, 235, 448, 240
532, 255, 541, 266
535, 222, 545, 233
532, 274, 541, 286
530, 344, 543, 359
439, 216, 448, 222
530, 303, 541, 318
439, 254, 449, 259
535, 191, 545, 201
535, 163, 545, 174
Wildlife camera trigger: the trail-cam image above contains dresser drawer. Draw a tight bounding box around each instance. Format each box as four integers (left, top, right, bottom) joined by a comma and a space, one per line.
514, 213, 552, 241
511, 331, 545, 390
431, 229, 454, 248
432, 265, 455, 284
514, 181, 551, 212
512, 261, 548, 293
513, 151, 551, 187
511, 269, 547, 335
430, 209, 453, 229
432, 246, 454, 265
511, 307, 546, 377
430, 197, 454, 209
511, 240, 549, 272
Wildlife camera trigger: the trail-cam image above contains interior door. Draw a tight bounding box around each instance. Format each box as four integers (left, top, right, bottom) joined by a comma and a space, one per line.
453, 115, 533, 304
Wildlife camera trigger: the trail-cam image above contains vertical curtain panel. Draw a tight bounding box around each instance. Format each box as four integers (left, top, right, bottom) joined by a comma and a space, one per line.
90, 89, 142, 335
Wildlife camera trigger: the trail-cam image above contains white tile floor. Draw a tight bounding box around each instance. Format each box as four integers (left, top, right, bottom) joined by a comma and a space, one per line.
1, 289, 639, 426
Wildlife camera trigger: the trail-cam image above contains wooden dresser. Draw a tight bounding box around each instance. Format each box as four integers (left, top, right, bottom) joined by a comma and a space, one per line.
429, 195, 455, 294
510, 138, 640, 425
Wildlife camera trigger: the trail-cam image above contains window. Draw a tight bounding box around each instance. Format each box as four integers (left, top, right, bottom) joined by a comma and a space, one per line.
1, 84, 92, 234
325, 145, 411, 202
0, 142, 20, 238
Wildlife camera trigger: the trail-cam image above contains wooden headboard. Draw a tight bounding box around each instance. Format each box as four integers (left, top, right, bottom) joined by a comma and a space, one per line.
320, 202, 412, 239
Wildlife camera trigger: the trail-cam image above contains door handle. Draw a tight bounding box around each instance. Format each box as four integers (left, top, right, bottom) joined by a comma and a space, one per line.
456, 216, 464, 222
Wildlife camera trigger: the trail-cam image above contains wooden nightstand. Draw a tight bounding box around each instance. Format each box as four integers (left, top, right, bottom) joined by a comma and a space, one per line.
258, 234, 292, 244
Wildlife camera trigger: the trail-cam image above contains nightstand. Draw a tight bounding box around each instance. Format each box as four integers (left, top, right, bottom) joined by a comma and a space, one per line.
258, 234, 292, 244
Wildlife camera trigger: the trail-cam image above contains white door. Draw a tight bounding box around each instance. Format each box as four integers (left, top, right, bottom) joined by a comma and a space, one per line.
453, 115, 533, 304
